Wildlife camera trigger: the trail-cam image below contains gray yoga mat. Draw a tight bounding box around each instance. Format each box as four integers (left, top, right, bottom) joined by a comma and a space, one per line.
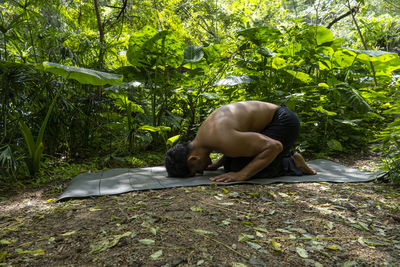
57, 159, 386, 201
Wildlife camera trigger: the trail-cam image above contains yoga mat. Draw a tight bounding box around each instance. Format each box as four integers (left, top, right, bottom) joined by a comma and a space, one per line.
57, 159, 386, 201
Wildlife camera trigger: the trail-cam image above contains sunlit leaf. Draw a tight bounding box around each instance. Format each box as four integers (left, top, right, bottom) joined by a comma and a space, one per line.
90, 240, 110, 254
193, 229, 214, 235
318, 83, 329, 88
221, 202, 234, 206
312, 106, 337, 116
150, 249, 163, 260
343, 261, 358, 267
316, 26, 334, 46
296, 247, 309, 258
357, 221, 370, 231
370, 57, 400, 77
275, 228, 292, 234
42, 62, 123, 86
255, 231, 264, 238
167, 135, 180, 146
90, 232, 132, 253
184, 45, 204, 63
221, 188, 229, 194
15, 248, 45, 256
190, 206, 203, 212
247, 241, 262, 250
221, 220, 231, 226
214, 75, 258, 86
139, 239, 155, 245
272, 57, 287, 69
238, 233, 254, 242
270, 240, 282, 252
89, 208, 102, 212
358, 236, 367, 246
344, 48, 399, 62
139, 125, 171, 132
200, 92, 219, 100
326, 244, 342, 250
332, 50, 356, 68
286, 70, 313, 83
61, 231, 76, 236
0, 239, 11, 245
253, 227, 269, 233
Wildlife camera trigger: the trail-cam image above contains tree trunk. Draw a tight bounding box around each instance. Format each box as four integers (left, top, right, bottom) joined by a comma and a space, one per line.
94, 0, 105, 69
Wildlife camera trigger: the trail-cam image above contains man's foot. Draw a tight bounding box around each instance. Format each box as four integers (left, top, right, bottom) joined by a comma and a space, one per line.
292, 152, 317, 175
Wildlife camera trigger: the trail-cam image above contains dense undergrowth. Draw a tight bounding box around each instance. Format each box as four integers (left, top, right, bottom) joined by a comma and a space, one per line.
0, 0, 399, 185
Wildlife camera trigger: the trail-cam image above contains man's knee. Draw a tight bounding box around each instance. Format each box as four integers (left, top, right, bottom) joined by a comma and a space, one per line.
270, 140, 283, 154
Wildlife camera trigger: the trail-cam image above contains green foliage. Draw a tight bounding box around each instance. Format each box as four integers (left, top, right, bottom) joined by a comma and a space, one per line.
1, 0, 400, 185
17, 88, 61, 176
374, 85, 400, 184
0, 145, 16, 177
41, 62, 123, 86
127, 26, 185, 69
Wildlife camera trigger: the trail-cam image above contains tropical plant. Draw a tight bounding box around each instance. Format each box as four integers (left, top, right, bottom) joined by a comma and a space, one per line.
16, 62, 123, 176
17, 88, 61, 176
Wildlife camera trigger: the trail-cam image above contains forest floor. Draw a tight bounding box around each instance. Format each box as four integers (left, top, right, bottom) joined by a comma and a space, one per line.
0, 153, 399, 266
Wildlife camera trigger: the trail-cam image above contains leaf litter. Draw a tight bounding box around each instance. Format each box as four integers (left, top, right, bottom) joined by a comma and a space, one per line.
0, 175, 399, 266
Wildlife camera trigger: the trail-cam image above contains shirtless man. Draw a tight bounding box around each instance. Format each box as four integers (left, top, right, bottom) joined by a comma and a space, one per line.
164, 101, 316, 182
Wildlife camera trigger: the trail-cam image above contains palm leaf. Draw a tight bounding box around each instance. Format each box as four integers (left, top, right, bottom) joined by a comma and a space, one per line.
18, 121, 36, 159
336, 85, 372, 113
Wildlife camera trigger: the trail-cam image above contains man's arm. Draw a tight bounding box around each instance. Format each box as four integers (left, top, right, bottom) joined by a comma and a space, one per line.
206, 155, 226, 171
209, 135, 283, 182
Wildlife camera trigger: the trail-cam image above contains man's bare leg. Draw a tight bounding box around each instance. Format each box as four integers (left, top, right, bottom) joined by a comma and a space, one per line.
292, 152, 317, 175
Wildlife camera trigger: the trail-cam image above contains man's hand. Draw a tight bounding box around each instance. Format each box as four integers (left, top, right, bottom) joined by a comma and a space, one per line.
209, 172, 248, 183
205, 155, 226, 171
205, 163, 220, 171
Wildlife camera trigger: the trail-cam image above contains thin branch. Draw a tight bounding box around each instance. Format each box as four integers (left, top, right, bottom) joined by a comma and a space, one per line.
346, 0, 378, 87
327, 6, 359, 29
384, 0, 400, 9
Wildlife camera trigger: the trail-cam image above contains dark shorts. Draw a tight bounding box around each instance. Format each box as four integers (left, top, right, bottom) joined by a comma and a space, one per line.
223, 105, 302, 178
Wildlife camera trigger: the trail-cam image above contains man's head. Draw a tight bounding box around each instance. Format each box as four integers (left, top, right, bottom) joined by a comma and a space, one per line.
164, 143, 212, 177
164, 143, 194, 177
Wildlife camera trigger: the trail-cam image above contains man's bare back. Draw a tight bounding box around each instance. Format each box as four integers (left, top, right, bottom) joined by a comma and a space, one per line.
164, 101, 316, 181
194, 101, 279, 158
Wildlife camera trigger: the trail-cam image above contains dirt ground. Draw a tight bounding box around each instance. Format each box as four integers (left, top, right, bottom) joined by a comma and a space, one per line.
0, 155, 399, 266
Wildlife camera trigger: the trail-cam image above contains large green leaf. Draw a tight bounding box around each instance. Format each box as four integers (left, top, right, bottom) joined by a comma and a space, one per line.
316, 26, 334, 46
332, 50, 357, 68
272, 57, 287, 69
18, 121, 35, 159
127, 26, 158, 67
336, 85, 372, 113
32, 143, 44, 175
42, 62, 123, 86
37, 88, 62, 147
127, 26, 185, 68
237, 26, 282, 46
344, 48, 399, 62
373, 57, 400, 77
183, 45, 204, 64
139, 125, 171, 132
214, 75, 259, 86
286, 70, 313, 83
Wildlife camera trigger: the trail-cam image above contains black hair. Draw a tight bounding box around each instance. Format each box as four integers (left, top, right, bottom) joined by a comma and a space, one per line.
164, 143, 193, 177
